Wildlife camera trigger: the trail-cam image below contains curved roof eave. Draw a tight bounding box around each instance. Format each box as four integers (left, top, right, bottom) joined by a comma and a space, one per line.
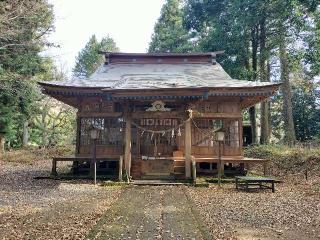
38, 80, 281, 92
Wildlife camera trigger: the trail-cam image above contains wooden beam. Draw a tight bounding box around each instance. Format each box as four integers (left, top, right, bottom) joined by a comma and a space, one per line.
131, 111, 187, 119
184, 118, 192, 179
77, 112, 122, 118
193, 111, 242, 119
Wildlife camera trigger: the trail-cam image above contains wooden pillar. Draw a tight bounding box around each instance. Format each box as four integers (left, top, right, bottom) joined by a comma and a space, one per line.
218, 141, 223, 186
73, 115, 81, 173
75, 115, 81, 155
93, 139, 97, 185
191, 156, 196, 182
238, 118, 243, 155
119, 155, 123, 181
124, 116, 132, 178
75, 97, 82, 156
263, 162, 267, 176
184, 119, 192, 179
52, 159, 57, 176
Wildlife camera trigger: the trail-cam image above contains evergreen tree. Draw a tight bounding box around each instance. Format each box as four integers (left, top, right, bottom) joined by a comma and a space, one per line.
148, 0, 194, 53
72, 35, 119, 78
184, 0, 267, 144
292, 78, 320, 141
0, 0, 54, 151
184, 0, 319, 145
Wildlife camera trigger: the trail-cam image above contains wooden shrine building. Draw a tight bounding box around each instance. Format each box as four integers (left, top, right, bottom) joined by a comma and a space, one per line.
39, 52, 280, 180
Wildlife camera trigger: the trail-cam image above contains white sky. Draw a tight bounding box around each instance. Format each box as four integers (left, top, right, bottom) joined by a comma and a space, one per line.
46, 0, 166, 76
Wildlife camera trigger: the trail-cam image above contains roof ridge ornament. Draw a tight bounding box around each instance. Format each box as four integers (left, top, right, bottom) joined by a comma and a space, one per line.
98, 51, 225, 65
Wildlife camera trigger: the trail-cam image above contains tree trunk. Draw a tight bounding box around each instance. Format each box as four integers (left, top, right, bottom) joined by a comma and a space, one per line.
260, 102, 270, 144
41, 111, 48, 147
22, 121, 29, 147
0, 134, 5, 157
249, 26, 259, 144
248, 107, 257, 144
259, 18, 270, 144
267, 62, 272, 139
279, 32, 296, 145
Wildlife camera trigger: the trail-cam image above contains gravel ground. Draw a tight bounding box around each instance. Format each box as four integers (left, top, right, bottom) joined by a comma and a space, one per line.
188, 176, 320, 240
0, 160, 122, 240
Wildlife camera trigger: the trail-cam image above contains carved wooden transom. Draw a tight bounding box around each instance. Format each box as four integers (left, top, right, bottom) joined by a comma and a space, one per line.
146, 101, 171, 112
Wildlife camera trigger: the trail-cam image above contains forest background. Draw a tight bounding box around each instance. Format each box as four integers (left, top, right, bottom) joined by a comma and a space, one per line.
0, 0, 319, 155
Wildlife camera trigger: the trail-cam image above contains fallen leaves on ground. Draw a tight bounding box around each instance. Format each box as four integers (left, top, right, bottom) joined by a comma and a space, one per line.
0, 160, 122, 240
188, 175, 320, 240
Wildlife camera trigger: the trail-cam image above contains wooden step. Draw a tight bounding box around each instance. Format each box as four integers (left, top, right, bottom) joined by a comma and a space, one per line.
174, 161, 185, 167
174, 166, 185, 174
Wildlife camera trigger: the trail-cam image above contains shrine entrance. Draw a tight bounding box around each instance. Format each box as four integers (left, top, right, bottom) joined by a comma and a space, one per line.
131, 116, 184, 178
137, 118, 181, 157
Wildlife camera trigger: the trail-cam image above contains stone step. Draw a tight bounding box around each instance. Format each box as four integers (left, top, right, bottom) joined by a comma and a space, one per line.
131, 180, 189, 186
141, 174, 175, 180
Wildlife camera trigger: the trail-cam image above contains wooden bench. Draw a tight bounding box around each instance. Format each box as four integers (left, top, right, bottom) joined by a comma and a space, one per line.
191, 156, 270, 175
235, 176, 280, 193
52, 156, 123, 180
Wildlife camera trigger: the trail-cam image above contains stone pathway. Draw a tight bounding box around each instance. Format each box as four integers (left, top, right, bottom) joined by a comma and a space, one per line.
85, 186, 211, 240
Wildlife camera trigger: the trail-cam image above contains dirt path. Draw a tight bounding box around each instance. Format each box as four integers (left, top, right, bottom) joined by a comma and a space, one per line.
85, 186, 211, 240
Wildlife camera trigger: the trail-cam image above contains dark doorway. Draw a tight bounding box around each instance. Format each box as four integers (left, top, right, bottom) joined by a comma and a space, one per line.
243, 125, 252, 146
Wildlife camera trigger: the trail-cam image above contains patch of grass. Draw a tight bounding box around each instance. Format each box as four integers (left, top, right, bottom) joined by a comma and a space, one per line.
245, 144, 320, 175
204, 177, 235, 183
0, 145, 75, 163
196, 175, 235, 184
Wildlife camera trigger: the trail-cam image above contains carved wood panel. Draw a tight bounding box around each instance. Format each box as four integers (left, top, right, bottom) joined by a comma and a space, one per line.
81, 98, 115, 113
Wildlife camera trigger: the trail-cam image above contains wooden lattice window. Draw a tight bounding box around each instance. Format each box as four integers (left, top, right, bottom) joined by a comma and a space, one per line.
80, 117, 123, 146
192, 118, 222, 147
192, 118, 240, 148
223, 119, 240, 147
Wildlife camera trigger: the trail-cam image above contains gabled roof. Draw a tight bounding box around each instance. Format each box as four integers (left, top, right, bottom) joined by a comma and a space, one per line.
39, 52, 279, 91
